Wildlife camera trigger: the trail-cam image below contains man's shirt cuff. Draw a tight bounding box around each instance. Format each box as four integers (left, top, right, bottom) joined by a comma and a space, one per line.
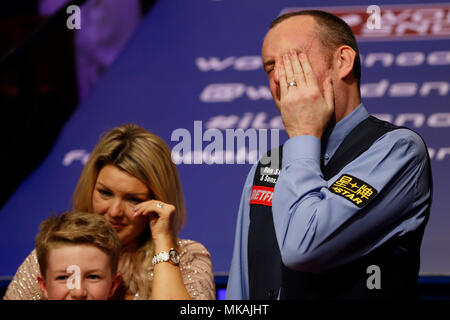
282, 135, 321, 168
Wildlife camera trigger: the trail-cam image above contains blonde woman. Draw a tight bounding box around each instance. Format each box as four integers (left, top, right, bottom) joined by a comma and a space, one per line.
4, 124, 215, 300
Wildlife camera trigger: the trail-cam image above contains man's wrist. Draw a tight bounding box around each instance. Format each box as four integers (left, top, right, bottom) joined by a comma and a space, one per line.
287, 127, 325, 140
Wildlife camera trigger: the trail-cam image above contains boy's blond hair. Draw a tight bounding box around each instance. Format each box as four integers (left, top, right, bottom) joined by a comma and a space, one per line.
35, 211, 121, 278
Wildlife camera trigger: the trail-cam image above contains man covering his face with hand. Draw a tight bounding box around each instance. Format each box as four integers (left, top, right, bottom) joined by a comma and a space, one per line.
227, 10, 432, 300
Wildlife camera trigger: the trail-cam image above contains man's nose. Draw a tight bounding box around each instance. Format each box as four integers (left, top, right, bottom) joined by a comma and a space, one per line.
70, 288, 88, 300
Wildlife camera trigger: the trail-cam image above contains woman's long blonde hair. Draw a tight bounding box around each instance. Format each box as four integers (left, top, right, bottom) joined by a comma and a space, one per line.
72, 124, 186, 299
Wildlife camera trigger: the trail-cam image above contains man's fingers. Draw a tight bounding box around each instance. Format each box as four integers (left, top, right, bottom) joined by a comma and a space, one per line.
299, 53, 318, 88
278, 63, 288, 98
282, 53, 295, 85
289, 50, 306, 86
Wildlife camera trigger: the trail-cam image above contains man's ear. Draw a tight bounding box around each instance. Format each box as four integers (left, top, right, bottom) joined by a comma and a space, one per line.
37, 274, 49, 300
335, 45, 357, 81
109, 272, 122, 298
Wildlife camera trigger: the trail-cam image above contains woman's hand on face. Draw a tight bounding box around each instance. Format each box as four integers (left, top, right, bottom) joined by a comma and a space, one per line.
132, 200, 175, 242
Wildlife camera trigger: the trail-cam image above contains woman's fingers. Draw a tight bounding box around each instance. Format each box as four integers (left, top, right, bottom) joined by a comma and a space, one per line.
133, 200, 174, 217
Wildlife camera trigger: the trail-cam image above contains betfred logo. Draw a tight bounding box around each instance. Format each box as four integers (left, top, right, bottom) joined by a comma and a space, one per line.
280, 4, 450, 40
250, 186, 274, 206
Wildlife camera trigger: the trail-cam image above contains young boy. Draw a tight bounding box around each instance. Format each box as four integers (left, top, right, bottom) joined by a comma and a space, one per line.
36, 211, 121, 300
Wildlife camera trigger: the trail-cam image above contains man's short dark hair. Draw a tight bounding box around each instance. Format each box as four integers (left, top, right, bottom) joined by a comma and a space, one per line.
270, 10, 361, 93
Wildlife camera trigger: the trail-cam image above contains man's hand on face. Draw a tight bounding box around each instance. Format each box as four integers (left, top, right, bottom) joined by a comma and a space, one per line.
278, 49, 335, 139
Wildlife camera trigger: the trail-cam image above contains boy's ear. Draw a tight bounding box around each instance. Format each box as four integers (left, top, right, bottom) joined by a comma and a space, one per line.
109, 272, 122, 298
37, 274, 49, 300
